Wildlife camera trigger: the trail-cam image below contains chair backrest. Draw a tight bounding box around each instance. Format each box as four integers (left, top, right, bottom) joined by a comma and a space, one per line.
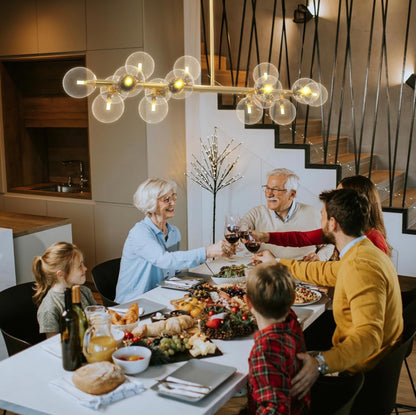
91, 258, 121, 307
0, 282, 46, 356
351, 301, 416, 415
310, 371, 364, 415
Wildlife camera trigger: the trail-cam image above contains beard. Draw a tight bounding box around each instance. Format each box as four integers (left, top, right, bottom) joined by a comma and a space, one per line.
322, 228, 336, 245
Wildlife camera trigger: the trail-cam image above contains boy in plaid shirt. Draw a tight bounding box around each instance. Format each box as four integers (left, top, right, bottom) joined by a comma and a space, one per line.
245, 262, 310, 414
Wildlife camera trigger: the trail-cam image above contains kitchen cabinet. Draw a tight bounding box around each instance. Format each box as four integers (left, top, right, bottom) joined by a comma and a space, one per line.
0, 194, 95, 280
0, 0, 86, 57
0, 211, 72, 285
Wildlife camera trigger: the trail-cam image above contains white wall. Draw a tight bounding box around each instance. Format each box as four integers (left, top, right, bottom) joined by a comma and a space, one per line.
186, 94, 416, 276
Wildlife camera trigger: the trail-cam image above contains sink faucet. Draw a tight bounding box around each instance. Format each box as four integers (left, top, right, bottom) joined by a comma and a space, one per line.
61, 160, 88, 189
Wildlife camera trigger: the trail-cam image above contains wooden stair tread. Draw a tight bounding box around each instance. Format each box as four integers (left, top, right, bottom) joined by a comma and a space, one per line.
314, 152, 371, 164
370, 170, 403, 183
382, 189, 416, 208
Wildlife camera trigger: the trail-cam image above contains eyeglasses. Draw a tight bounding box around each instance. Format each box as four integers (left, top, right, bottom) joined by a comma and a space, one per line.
159, 193, 177, 204
262, 185, 288, 194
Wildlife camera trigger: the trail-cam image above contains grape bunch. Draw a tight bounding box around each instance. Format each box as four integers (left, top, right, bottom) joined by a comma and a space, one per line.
157, 335, 191, 357
221, 286, 245, 298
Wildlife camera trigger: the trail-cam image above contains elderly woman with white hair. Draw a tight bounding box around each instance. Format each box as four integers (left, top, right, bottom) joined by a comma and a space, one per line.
115, 178, 227, 303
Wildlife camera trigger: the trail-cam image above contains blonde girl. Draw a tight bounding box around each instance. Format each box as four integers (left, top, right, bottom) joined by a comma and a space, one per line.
33, 242, 96, 338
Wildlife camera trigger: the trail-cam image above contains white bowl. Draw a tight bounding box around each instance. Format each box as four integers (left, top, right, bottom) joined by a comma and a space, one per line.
211, 275, 246, 285
112, 346, 152, 375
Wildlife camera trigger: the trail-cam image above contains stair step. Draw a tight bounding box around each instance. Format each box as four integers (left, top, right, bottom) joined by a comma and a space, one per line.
314, 152, 373, 177
200, 55, 228, 71
371, 170, 405, 203
382, 189, 416, 226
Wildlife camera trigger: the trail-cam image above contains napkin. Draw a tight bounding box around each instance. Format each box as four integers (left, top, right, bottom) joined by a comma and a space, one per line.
49, 375, 145, 410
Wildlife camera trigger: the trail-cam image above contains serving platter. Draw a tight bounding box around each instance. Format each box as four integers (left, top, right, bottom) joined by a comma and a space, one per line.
109, 298, 165, 317
293, 286, 322, 306
153, 359, 236, 402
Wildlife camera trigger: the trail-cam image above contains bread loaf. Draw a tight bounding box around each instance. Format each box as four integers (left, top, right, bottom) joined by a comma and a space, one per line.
72, 362, 125, 395
133, 315, 195, 337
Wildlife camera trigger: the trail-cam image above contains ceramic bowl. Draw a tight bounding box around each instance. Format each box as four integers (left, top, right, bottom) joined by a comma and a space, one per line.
111, 321, 139, 333
210, 275, 246, 285
110, 327, 125, 347
112, 346, 152, 375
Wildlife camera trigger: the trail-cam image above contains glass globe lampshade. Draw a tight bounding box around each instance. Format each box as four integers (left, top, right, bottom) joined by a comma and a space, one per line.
138, 96, 169, 124
253, 62, 279, 83
269, 98, 296, 125
113, 65, 144, 98
173, 55, 201, 81
62, 67, 96, 98
125, 51, 155, 80
144, 78, 171, 101
165, 69, 194, 100
291, 78, 321, 105
308, 83, 329, 107
92, 94, 125, 123
254, 77, 282, 108
236, 96, 263, 125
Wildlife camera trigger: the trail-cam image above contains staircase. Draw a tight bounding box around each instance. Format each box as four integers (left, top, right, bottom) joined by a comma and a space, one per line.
201, 52, 416, 234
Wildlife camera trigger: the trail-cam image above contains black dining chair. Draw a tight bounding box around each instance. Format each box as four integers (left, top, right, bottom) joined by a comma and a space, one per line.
91, 258, 121, 307
0, 282, 46, 356
310, 371, 364, 415
350, 297, 416, 415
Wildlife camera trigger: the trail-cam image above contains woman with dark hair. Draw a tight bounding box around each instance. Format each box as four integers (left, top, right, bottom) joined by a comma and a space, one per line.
252, 175, 391, 257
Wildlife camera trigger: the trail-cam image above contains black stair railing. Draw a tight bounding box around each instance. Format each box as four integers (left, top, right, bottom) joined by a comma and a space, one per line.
200, 0, 416, 219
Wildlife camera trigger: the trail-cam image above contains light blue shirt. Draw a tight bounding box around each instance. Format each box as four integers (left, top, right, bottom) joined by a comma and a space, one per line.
274, 199, 297, 223
115, 216, 206, 303
339, 235, 367, 258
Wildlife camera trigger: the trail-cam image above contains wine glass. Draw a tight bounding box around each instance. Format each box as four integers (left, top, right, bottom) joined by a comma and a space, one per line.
224, 214, 240, 261
244, 232, 260, 254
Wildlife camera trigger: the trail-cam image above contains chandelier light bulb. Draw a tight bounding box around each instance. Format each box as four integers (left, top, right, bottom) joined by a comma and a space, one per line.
113, 65, 144, 98
165, 69, 194, 100
253, 62, 279, 83
63, 67, 97, 98
254, 77, 281, 109
174, 55, 201, 80
138, 96, 169, 123
292, 78, 321, 105
236, 96, 263, 125
125, 51, 155, 80
269, 98, 296, 125
92, 94, 125, 123
308, 83, 329, 106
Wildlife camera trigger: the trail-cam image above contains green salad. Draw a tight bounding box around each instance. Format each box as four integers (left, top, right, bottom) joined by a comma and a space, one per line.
216, 264, 247, 278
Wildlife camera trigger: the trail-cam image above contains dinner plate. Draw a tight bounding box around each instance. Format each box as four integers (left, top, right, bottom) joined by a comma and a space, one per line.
293, 289, 322, 306
109, 298, 165, 317
153, 359, 236, 402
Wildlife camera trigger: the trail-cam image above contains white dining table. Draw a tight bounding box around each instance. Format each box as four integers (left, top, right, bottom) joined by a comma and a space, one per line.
0, 259, 327, 415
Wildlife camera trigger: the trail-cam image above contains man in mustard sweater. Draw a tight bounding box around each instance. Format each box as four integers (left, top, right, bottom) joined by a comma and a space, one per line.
252, 188, 403, 399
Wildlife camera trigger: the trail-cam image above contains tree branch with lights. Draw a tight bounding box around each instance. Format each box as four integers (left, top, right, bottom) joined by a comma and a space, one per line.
186, 128, 242, 242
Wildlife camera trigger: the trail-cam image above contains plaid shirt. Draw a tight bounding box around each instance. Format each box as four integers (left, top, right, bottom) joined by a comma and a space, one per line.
248, 310, 310, 415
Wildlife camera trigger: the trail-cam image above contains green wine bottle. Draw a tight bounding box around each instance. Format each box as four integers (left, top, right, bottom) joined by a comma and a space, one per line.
60, 288, 82, 371
71, 285, 88, 348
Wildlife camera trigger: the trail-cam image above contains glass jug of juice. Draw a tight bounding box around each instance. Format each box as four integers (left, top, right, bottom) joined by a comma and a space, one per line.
83, 312, 117, 363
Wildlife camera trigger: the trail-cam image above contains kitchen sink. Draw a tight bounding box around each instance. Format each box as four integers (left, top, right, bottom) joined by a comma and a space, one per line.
32, 184, 83, 193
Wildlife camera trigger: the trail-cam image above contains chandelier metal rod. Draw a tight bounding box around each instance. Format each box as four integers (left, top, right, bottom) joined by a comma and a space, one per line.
89, 80, 294, 96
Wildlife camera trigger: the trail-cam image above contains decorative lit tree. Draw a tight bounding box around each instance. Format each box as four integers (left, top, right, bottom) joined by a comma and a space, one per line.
186, 127, 242, 242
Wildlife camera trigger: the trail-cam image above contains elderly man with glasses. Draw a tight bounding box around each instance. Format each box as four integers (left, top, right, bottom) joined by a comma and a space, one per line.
240, 168, 333, 260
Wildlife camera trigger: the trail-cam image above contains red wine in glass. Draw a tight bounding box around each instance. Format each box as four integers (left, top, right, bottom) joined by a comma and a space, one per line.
239, 230, 250, 240
245, 241, 260, 253
225, 233, 240, 244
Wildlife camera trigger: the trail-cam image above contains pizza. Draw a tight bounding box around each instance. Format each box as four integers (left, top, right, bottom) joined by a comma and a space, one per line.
295, 286, 321, 304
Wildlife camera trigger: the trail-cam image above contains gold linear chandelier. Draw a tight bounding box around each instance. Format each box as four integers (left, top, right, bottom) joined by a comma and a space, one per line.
62, 0, 327, 126
63, 54, 327, 126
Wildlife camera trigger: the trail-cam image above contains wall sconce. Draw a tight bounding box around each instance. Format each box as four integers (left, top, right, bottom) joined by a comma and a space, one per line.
406, 74, 416, 89
293, 4, 313, 24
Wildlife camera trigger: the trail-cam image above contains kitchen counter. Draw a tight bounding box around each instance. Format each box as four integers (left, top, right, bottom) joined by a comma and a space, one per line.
0, 211, 72, 285
10, 183, 91, 200
0, 211, 71, 237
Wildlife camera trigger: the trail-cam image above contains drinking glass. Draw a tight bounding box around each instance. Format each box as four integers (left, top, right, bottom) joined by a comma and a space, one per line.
244, 232, 261, 253
224, 214, 240, 261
